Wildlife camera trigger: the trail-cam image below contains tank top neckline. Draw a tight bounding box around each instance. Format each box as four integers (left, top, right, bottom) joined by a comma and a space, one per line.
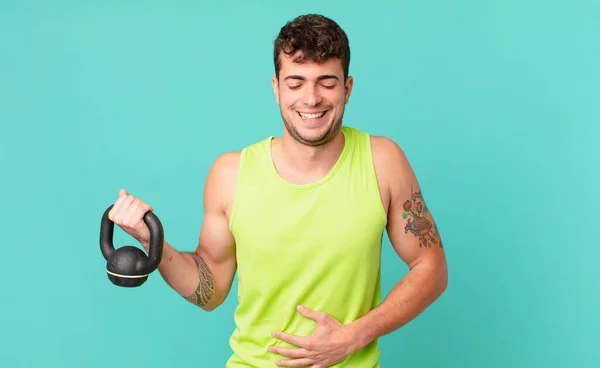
265, 127, 351, 190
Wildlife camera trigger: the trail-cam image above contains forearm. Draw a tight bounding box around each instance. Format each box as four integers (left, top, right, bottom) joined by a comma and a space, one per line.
349, 260, 448, 350
142, 240, 217, 310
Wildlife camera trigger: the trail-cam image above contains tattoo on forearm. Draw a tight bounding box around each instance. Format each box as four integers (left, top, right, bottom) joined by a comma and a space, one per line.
183, 253, 215, 307
402, 186, 443, 248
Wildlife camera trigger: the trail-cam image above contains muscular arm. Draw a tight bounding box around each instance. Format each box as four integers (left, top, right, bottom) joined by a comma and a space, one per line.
348, 136, 448, 350
149, 152, 239, 312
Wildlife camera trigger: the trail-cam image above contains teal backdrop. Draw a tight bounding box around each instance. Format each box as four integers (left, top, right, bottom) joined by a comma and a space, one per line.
1, 0, 598, 367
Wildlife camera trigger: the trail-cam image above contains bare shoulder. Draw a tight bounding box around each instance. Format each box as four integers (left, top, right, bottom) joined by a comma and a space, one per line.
211, 151, 242, 174
204, 151, 242, 215
370, 135, 411, 174
369, 135, 416, 207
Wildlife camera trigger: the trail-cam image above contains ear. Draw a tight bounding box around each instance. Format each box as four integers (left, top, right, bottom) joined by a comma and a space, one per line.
344, 76, 354, 104
272, 76, 280, 105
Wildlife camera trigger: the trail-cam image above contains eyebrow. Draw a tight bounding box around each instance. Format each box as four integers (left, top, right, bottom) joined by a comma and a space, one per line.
283, 74, 339, 81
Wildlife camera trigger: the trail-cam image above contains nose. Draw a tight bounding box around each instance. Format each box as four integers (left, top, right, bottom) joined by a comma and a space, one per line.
302, 84, 323, 107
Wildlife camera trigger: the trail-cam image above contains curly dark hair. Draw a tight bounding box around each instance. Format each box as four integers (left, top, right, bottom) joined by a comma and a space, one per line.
273, 14, 350, 80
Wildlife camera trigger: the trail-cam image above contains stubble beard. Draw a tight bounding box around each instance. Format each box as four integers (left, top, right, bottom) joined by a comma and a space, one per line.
281, 109, 344, 147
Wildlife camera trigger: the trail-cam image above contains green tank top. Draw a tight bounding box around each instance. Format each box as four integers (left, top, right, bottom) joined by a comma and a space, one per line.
227, 126, 387, 367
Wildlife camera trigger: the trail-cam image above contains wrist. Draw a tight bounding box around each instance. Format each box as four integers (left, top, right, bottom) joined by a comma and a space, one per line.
346, 319, 375, 352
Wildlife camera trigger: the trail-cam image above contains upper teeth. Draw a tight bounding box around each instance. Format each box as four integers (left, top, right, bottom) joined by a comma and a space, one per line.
299, 111, 325, 119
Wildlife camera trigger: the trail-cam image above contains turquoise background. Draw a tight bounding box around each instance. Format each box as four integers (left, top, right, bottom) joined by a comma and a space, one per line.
1, 0, 598, 367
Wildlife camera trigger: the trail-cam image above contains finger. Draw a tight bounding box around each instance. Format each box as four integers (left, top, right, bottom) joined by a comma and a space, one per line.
130, 199, 153, 226
268, 346, 309, 359
276, 358, 313, 367
109, 191, 130, 221
124, 198, 145, 227
119, 188, 129, 197
296, 305, 324, 322
272, 332, 308, 348
115, 195, 136, 224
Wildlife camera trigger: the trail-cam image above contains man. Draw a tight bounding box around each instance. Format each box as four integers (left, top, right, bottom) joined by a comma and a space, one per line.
108, 14, 447, 368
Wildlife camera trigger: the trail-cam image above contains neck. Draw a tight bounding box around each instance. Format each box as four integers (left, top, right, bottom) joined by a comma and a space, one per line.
272, 128, 345, 183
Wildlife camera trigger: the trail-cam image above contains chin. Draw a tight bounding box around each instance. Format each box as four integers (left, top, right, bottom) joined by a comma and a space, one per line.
288, 118, 341, 146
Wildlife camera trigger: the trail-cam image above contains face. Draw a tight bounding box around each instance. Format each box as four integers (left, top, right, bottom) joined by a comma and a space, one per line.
272, 52, 354, 146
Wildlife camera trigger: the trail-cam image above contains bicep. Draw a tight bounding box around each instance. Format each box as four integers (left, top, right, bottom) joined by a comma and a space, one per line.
195, 152, 239, 295
197, 209, 236, 271
374, 137, 445, 269
387, 180, 444, 269
195, 209, 237, 299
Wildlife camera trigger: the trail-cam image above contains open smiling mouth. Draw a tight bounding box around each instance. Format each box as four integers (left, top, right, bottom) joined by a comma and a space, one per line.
297, 111, 328, 119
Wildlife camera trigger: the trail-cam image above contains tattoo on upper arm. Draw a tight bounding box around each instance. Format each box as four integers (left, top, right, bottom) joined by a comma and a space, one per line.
402, 186, 443, 248
184, 253, 215, 307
